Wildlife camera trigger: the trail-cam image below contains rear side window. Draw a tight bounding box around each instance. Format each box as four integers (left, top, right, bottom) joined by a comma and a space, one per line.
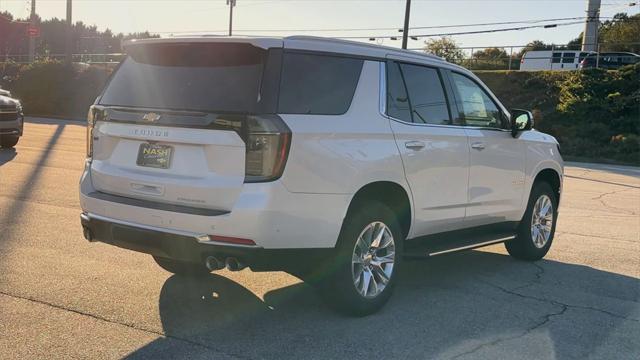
100, 43, 267, 113
552, 52, 562, 63
386, 62, 412, 122
398, 63, 450, 125
278, 53, 363, 115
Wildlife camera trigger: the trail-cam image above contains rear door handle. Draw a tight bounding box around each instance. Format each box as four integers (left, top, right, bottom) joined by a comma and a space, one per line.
471, 142, 486, 150
405, 141, 425, 150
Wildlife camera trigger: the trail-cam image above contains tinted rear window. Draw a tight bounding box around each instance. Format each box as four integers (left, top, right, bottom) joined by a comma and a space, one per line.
100, 43, 266, 113
278, 53, 364, 115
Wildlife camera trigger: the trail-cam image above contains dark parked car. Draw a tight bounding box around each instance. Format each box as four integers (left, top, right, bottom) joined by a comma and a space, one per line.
579, 52, 640, 70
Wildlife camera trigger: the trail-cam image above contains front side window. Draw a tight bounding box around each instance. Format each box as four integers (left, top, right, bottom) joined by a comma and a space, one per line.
278, 53, 363, 115
450, 73, 503, 129
399, 63, 450, 125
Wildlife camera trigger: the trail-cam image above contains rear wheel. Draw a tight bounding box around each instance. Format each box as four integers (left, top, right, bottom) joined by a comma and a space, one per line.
311, 201, 403, 316
505, 182, 557, 261
153, 256, 211, 277
0, 135, 19, 149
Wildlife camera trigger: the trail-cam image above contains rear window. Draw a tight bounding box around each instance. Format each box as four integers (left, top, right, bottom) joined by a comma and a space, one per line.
100, 43, 267, 113
278, 53, 364, 115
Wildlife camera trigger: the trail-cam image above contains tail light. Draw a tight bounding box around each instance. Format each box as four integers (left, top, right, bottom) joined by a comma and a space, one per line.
86, 105, 105, 158
86, 105, 96, 158
244, 115, 291, 183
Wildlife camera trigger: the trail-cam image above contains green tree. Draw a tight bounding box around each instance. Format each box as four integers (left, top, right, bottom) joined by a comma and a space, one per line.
472, 47, 508, 60
516, 40, 551, 58
424, 36, 465, 62
599, 13, 640, 53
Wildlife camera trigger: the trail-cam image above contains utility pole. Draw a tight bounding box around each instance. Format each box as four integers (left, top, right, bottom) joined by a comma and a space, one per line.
582, 0, 601, 52
28, 0, 36, 62
401, 0, 411, 49
227, 0, 236, 36
65, 0, 72, 65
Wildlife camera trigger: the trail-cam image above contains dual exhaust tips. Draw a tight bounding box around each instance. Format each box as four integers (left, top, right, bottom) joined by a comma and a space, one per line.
205, 256, 246, 272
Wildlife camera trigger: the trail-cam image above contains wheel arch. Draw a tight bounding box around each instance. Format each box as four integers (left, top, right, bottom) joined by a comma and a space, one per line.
344, 181, 413, 240
532, 168, 562, 204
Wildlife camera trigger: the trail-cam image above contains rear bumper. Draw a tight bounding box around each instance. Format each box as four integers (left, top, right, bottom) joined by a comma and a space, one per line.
80, 212, 335, 272
79, 164, 350, 249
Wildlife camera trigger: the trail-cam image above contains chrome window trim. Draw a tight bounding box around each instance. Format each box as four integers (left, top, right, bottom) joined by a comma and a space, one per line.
378, 61, 511, 132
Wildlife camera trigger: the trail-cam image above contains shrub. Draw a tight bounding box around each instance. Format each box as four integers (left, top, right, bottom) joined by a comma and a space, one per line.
0, 60, 111, 119
477, 65, 639, 165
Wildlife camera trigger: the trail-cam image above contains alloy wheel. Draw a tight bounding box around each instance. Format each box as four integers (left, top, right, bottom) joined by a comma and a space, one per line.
531, 194, 553, 249
351, 221, 396, 299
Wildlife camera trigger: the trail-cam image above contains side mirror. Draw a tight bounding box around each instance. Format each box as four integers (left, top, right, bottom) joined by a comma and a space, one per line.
510, 109, 534, 138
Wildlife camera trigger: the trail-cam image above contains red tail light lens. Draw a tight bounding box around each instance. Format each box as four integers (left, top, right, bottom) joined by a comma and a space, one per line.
244, 115, 291, 183
86, 105, 105, 159
208, 235, 256, 246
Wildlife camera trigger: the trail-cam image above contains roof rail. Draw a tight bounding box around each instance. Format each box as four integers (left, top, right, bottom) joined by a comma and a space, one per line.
284, 35, 444, 61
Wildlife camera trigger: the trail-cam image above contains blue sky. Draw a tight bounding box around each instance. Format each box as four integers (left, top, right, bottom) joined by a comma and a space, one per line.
2, 0, 638, 51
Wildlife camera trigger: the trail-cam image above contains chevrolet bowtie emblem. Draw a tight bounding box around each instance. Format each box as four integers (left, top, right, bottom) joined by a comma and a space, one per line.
142, 112, 161, 123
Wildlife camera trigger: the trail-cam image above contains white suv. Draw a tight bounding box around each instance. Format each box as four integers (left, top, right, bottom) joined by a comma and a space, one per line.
80, 36, 563, 315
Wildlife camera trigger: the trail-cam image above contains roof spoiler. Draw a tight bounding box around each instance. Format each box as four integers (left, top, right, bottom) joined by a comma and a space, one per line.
123, 37, 284, 51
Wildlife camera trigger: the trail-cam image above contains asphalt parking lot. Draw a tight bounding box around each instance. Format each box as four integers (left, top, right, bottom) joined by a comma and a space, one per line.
0, 118, 638, 359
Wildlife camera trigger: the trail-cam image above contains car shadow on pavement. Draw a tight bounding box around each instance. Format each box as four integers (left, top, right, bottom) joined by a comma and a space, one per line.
0, 148, 17, 166
126, 251, 639, 359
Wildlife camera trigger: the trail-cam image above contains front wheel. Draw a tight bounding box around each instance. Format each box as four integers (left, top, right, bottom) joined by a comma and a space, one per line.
0, 135, 19, 149
505, 182, 558, 261
153, 256, 211, 277
312, 201, 403, 316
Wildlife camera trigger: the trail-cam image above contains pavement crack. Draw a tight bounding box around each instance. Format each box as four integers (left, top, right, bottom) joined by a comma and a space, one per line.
555, 231, 638, 244
482, 279, 639, 323
450, 277, 639, 359
0, 291, 251, 360
450, 303, 567, 360
591, 188, 638, 216
511, 262, 545, 291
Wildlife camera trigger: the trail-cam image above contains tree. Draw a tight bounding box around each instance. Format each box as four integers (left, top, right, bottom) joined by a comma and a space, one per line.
424, 36, 465, 62
0, 15, 160, 60
472, 47, 508, 60
599, 13, 640, 53
516, 40, 552, 58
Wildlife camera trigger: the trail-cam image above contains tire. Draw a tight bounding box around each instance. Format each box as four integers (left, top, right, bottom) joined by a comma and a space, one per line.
311, 201, 403, 316
505, 182, 558, 261
0, 135, 19, 149
153, 256, 211, 277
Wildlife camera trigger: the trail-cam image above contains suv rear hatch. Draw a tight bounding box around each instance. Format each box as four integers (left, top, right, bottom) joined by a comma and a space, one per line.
88, 40, 288, 213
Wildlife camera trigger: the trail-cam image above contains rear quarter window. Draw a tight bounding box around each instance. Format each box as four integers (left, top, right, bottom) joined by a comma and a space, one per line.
278, 53, 364, 115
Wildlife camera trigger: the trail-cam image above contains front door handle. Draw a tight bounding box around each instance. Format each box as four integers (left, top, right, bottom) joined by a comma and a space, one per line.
405, 141, 425, 150
471, 142, 486, 150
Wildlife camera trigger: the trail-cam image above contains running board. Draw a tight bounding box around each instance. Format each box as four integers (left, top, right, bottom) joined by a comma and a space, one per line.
426, 236, 514, 256
403, 222, 517, 258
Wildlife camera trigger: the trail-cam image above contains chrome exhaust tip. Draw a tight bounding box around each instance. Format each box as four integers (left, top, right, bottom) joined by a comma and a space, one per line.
225, 257, 246, 271
205, 256, 225, 271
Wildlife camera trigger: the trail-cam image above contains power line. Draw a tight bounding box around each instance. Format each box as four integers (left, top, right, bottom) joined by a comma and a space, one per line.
149, 16, 611, 34
339, 21, 586, 40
